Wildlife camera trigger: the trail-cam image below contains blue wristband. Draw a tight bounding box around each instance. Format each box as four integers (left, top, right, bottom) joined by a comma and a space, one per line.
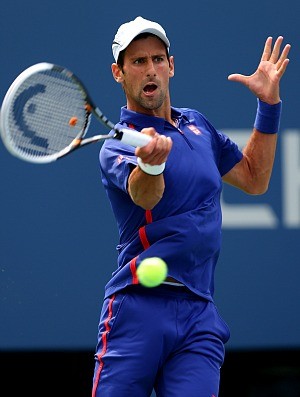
254, 99, 282, 134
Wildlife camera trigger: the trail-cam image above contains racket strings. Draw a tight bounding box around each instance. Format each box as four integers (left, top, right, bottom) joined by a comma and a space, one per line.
6, 70, 88, 159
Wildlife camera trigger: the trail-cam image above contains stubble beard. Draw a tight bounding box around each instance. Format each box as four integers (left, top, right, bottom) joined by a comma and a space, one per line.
137, 89, 166, 111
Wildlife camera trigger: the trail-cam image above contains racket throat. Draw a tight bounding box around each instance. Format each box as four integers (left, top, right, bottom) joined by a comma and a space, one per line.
112, 130, 123, 141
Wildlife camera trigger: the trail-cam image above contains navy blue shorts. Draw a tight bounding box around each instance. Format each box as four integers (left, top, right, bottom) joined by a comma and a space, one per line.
92, 284, 230, 397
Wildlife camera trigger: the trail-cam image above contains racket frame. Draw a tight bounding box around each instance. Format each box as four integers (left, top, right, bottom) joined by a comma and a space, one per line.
0, 62, 151, 163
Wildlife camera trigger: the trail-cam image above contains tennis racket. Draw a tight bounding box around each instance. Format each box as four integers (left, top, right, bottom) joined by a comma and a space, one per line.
0, 62, 151, 163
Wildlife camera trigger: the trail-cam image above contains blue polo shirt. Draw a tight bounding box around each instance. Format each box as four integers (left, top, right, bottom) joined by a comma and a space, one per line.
99, 106, 243, 301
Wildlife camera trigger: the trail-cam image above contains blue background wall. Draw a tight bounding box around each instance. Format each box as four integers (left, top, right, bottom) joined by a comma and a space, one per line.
1, 0, 299, 351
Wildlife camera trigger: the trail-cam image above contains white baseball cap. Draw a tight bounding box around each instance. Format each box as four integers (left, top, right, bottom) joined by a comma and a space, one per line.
112, 16, 170, 62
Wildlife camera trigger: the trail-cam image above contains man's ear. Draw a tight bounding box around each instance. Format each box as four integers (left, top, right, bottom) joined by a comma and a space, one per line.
111, 63, 124, 83
169, 56, 175, 78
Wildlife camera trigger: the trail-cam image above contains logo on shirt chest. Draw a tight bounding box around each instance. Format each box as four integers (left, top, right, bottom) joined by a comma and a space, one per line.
187, 124, 202, 135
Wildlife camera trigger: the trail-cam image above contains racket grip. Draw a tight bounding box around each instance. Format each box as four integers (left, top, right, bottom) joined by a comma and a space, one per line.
117, 128, 152, 147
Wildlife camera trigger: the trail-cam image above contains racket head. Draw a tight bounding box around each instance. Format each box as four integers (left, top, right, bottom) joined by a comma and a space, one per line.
0, 62, 92, 163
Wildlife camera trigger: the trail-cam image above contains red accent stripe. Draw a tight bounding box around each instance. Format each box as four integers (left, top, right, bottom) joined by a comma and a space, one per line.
92, 295, 115, 397
145, 209, 153, 223
128, 123, 135, 129
139, 226, 150, 250
130, 257, 139, 284
137, 210, 153, 250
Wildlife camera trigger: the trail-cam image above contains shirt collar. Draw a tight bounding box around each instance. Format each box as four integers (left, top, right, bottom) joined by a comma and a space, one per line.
119, 106, 190, 133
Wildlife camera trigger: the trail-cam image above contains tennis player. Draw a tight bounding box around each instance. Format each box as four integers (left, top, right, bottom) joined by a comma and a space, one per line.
92, 16, 291, 397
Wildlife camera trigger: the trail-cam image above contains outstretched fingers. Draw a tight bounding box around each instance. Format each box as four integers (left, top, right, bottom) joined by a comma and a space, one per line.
260, 36, 273, 62
277, 43, 291, 76
261, 36, 285, 63
269, 36, 284, 63
261, 36, 291, 66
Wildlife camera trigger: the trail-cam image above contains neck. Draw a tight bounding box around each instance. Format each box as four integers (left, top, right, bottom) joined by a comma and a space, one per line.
126, 101, 173, 124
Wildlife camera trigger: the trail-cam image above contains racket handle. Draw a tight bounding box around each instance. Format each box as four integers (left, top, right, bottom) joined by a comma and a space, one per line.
115, 128, 152, 147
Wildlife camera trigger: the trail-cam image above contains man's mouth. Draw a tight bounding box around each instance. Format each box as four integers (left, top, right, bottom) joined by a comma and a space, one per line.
143, 83, 158, 94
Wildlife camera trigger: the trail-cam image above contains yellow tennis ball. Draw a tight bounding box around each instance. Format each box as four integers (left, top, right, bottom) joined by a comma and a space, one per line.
137, 257, 168, 288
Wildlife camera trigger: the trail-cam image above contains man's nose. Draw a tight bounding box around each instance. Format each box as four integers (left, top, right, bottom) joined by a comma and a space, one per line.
146, 61, 156, 76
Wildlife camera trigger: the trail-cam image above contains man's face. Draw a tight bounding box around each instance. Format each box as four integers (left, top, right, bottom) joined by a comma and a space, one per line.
114, 36, 174, 115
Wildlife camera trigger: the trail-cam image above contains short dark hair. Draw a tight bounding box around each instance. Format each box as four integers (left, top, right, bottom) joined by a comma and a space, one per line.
117, 32, 170, 68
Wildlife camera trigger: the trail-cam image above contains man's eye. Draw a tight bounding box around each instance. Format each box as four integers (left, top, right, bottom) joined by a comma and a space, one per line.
134, 58, 144, 64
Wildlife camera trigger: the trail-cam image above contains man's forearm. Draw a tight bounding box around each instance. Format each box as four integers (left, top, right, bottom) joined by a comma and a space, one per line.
128, 166, 165, 210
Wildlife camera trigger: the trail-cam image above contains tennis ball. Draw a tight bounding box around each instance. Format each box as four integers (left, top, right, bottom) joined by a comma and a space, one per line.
137, 257, 168, 288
